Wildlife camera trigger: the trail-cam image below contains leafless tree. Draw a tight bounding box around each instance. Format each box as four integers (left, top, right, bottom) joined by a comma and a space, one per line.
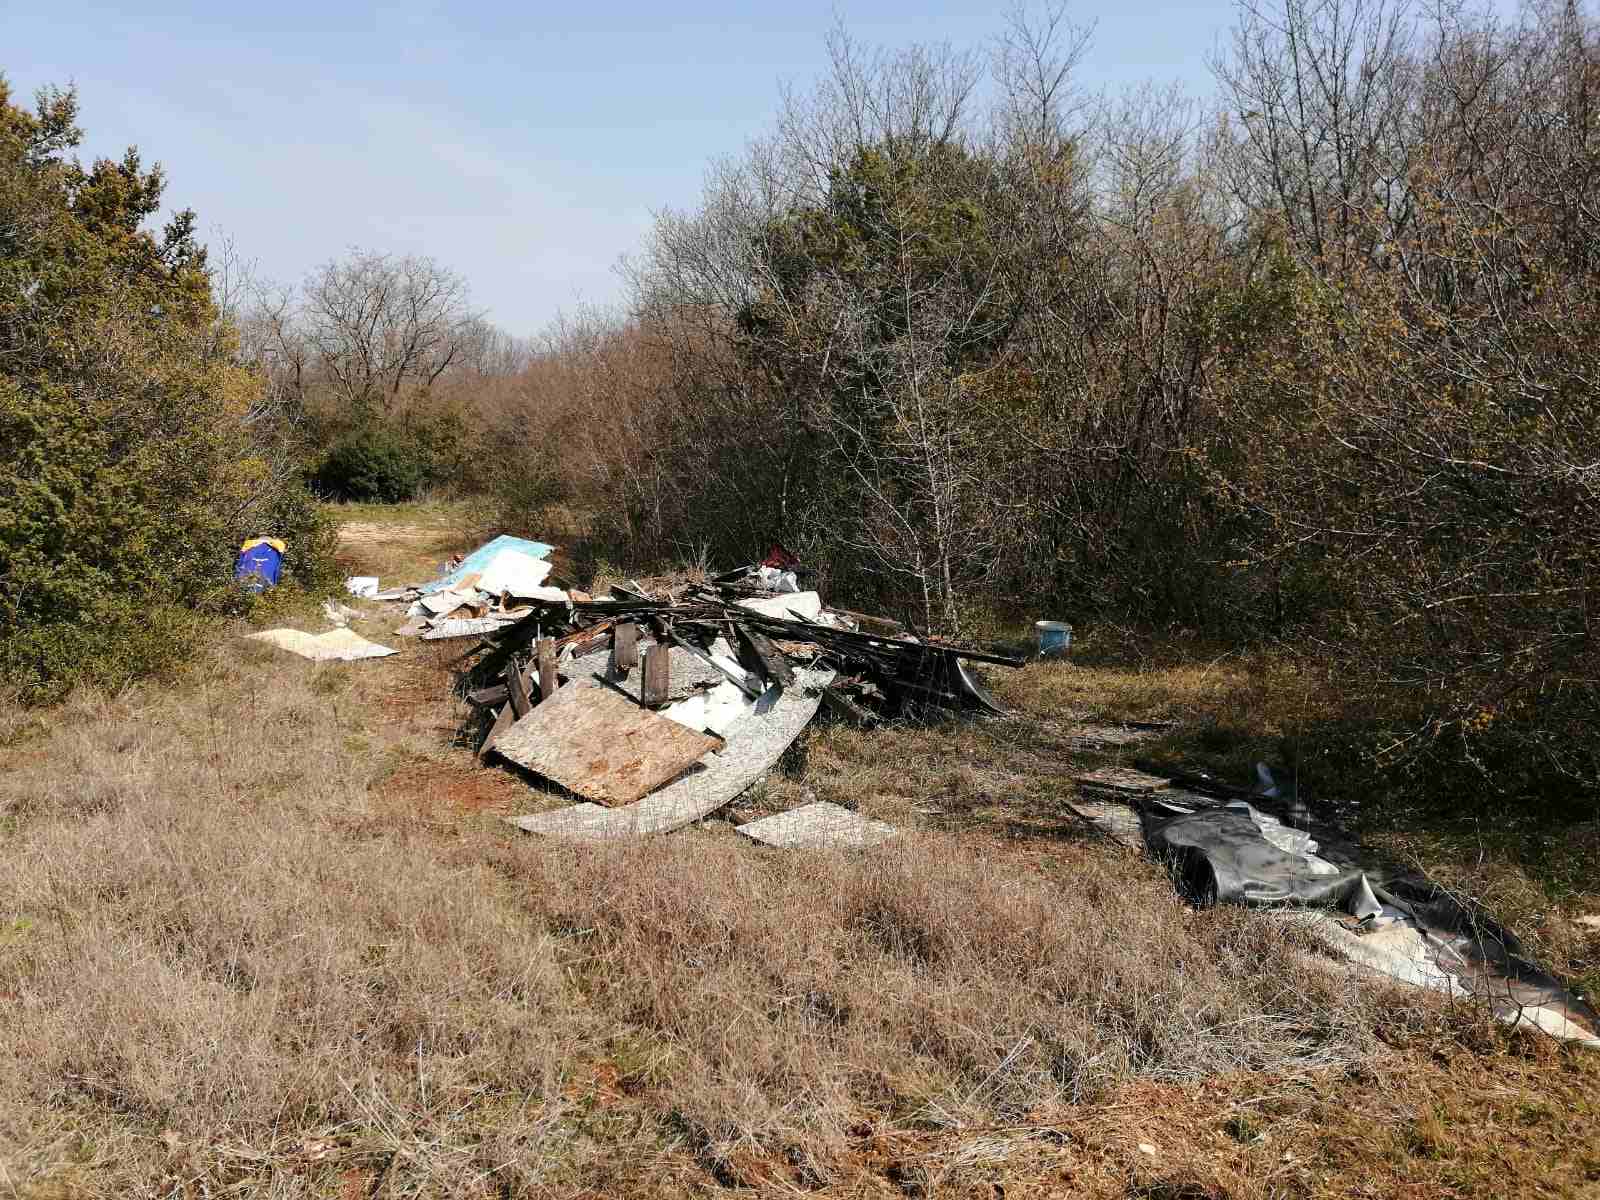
300, 249, 478, 419
1212, 0, 1421, 274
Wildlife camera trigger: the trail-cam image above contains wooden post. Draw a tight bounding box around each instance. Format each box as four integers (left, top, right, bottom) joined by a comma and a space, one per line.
613, 620, 638, 674
536, 637, 558, 702
505, 657, 532, 718
640, 643, 669, 707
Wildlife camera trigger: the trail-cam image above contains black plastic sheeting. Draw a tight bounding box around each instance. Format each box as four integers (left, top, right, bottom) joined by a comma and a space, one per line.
1112, 793, 1600, 1046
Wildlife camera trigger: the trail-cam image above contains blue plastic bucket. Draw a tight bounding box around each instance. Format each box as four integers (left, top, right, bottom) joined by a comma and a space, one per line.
1035, 620, 1072, 658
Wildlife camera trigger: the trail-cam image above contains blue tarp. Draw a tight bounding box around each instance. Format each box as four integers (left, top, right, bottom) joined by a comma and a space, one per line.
421, 535, 555, 594
235, 542, 284, 592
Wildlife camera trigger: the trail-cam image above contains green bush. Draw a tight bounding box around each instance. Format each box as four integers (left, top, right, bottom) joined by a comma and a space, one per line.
311, 426, 430, 502
0, 77, 334, 701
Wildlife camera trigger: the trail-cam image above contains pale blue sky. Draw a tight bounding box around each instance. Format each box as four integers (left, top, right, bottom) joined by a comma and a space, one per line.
9, 1, 1254, 333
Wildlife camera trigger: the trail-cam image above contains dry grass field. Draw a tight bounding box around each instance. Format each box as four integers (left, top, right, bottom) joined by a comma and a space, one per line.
1, 505, 1597, 1198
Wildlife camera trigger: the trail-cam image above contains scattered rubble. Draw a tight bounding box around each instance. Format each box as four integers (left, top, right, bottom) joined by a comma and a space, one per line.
268, 531, 1595, 1053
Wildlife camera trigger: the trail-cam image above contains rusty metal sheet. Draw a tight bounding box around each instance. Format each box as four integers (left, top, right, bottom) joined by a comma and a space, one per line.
492, 677, 721, 806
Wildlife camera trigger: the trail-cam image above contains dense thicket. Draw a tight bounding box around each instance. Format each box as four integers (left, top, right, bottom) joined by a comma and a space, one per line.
0, 79, 332, 697
489, 0, 1600, 811
244, 248, 526, 501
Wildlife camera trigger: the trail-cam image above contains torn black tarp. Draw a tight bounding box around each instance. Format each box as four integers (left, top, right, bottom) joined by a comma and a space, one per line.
1147, 802, 1385, 918
1074, 781, 1600, 1049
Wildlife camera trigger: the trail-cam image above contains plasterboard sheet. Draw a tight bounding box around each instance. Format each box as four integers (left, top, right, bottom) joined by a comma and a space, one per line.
419, 588, 479, 616
736, 590, 823, 621
738, 801, 897, 849
504, 584, 568, 604
509, 666, 835, 838
476, 549, 553, 597
662, 680, 755, 737
247, 628, 397, 662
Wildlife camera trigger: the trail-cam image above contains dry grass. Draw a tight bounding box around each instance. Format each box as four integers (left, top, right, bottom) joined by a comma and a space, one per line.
330, 498, 488, 586
2, 503, 1597, 1198
0, 641, 1377, 1196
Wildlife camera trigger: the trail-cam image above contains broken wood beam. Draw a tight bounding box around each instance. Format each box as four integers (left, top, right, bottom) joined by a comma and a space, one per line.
734, 612, 1027, 668
734, 623, 794, 687
825, 606, 905, 632
820, 684, 875, 727
613, 620, 638, 674
666, 630, 765, 699
505, 657, 532, 718
536, 637, 558, 702
640, 643, 670, 707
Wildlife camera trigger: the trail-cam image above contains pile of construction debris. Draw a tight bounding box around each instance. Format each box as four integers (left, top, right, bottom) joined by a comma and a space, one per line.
357, 536, 1023, 844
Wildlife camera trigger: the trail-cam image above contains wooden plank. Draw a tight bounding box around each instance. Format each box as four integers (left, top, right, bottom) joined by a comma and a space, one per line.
479, 703, 514, 759
826, 606, 905, 634
536, 637, 558, 701
613, 620, 638, 674
467, 684, 509, 707
735, 623, 794, 687
559, 618, 616, 659
820, 684, 875, 727
640, 643, 670, 707
505, 657, 532, 719
735, 611, 1028, 668
493, 678, 721, 807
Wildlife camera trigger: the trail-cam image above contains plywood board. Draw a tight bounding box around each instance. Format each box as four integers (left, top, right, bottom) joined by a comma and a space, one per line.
1064, 799, 1146, 849
493, 678, 721, 806
737, 801, 897, 849
508, 666, 834, 839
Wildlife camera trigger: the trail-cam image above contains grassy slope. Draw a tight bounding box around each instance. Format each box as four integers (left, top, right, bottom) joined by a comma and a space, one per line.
0, 502, 1596, 1199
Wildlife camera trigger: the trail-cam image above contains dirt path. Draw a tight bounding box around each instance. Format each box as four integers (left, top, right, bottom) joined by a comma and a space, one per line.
336, 520, 441, 545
